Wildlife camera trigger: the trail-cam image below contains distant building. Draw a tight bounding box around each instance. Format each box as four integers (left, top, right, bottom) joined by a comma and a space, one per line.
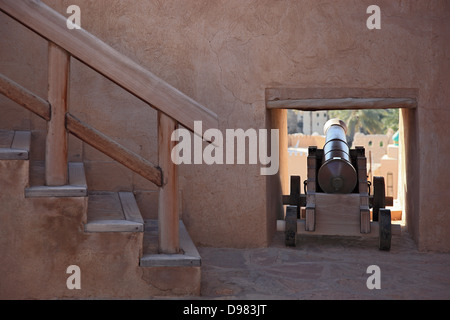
297, 111, 329, 135
351, 132, 399, 199
352, 132, 392, 163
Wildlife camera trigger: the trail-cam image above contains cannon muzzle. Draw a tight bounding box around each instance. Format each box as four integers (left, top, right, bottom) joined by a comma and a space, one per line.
318, 119, 357, 193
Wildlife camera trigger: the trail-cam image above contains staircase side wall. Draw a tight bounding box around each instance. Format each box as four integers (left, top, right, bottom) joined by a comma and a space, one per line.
0, 160, 200, 299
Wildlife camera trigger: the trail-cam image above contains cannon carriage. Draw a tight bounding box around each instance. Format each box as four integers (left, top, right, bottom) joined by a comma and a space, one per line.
280, 119, 398, 250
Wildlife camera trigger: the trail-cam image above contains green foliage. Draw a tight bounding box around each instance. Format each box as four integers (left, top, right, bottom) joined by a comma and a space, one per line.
328, 109, 399, 146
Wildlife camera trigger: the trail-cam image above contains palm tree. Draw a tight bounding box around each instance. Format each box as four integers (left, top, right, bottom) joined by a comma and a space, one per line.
328, 109, 386, 146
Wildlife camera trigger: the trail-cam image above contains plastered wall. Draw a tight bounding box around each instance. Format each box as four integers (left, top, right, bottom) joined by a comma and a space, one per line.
1, 0, 449, 251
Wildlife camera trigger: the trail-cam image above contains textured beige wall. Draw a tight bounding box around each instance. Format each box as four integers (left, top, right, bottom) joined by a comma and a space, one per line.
1, 0, 449, 250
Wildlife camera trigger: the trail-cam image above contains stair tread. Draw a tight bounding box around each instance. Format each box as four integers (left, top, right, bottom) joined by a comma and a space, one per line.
25, 161, 87, 197
0, 130, 31, 160
85, 191, 144, 233
140, 220, 201, 267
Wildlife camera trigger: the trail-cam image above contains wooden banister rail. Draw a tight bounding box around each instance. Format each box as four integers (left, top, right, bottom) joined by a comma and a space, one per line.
0, 0, 216, 253
0, 72, 163, 187
0, 73, 50, 121
0, 0, 218, 133
66, 114, 162, 187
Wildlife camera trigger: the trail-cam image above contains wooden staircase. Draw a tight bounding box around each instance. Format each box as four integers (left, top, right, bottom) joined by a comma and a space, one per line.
0, 129, 201, 298
0, 0, 217, 299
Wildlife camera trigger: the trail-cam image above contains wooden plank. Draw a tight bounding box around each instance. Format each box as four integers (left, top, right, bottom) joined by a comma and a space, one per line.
290, 176, 301, 200
46, 43, 69, 186
360, 195, 369, 207
0, 73, 51, 121
0, 0, 218, 134
305, 207, 315, 231
0, 131, 30, 159
266, 87, 419, 102
85, 191, 144, 232
305, 137, 316, 233
87, 192, 123, 220
140, 221, 201, 267
358, 170, 368, 185
282, 195, 290, 204
307, 168, 316, 180
266, 98, 417, 110
285, 206, 297, 246
25, 162, 87, 197
359, 182, 369, 194
356, 150, 366, 191
360, 207, 371, 234
140, 253, 200, 267
119, 192, 144, 225
306, 193, 316, 207
84, 220, 143, 233
290, 176, 301, 218
25, 185, 87, 198
158, 112, 179, 254
314, 193, 361, 236
307, 150, 317, 196
0, 148, 28, 160
66, 113, 162, 187
306, 179, 316, 193
369, 195, 393, 207
307, 156, 317, 167
283, 194, 306, 207
372, 176, 386, 221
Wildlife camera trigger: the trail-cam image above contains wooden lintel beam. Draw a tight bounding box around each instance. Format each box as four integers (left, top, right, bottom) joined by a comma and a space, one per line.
266, 98, 417, 110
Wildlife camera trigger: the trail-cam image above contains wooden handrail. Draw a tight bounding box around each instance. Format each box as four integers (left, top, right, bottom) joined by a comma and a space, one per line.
1, 0, 187, 251
0, 72, 162, 187
0, 0, 218, 133
0, 73, 50, 121
66, 114, 162, 187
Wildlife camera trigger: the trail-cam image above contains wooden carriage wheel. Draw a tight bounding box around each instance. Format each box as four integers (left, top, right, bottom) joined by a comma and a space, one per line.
372, 176, 386, 222
285, 206, 297, 247
379, 208, 392, 250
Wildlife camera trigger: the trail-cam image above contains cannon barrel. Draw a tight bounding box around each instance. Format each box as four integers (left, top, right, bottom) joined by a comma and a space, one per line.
318, 119, 357, 193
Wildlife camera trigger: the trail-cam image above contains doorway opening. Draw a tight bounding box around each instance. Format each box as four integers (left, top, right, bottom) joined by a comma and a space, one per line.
287, 108, 402, 222
265, 87, 419, 240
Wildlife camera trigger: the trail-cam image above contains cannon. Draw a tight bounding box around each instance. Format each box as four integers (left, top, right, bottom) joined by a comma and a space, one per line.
279, 119, 398, 250
318, 119, 356, 194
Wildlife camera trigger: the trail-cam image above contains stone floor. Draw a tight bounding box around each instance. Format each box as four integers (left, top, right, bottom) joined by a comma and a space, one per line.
197, 228, 450, 299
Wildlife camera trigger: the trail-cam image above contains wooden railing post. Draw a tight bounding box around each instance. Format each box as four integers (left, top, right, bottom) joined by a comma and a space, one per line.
158, 112, 179, 254
46, 42, 69, 186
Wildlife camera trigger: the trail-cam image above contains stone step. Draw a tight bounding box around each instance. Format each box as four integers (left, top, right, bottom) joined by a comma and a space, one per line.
140, 220, 201, 267
85, 191, 144, 233
25, 161, 87, 197
0, 130, 31, 160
